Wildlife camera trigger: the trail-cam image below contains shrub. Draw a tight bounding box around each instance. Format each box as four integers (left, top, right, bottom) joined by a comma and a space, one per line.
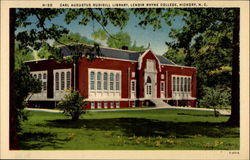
199, 86, 231, 116
57, 88, 86, 120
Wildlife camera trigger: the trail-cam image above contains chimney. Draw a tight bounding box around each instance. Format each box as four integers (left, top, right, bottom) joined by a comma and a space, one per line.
121, 46, 128, 50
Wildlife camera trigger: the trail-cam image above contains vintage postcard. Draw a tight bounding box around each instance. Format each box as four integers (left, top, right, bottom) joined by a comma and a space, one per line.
0, 0, 249, 159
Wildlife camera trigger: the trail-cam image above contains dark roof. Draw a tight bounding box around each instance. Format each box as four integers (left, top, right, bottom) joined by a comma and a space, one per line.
60, 45, 175, 65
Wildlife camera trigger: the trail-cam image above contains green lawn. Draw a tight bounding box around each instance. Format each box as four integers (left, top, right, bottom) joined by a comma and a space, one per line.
19, 109, 239, 150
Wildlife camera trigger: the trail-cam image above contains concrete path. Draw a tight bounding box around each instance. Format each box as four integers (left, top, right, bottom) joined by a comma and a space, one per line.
25, 106, 231, 115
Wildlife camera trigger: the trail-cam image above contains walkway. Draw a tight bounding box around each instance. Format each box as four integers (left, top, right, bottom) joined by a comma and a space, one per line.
25, 106, 231, 115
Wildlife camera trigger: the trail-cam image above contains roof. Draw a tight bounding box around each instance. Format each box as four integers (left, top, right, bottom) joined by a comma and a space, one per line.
59, 45, 176, 65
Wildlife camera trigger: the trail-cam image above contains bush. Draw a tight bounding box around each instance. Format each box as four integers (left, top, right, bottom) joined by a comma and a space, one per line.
57, 88, 86, 120
200, 86, 231, 108
199, 86, 231, 116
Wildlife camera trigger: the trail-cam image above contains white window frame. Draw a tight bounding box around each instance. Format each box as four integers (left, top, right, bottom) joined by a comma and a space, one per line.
88, 69, 122, 99
53, 69, 72, 91
31, 70, 48, 93
171, 75, 192, 99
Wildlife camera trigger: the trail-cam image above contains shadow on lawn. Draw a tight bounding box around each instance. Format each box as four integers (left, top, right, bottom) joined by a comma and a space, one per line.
45, 118, 239, 138
19, 131, 69, 150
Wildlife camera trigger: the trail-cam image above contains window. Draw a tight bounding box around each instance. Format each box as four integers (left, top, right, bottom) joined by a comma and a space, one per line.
97, 72, 102, 90
181, 77, 183, 91
43, 73, 47, 79
43, 82, 47, 90
131, 81, 135, 91
34, 74, 37, 79
115, 73, 120, 90
161, 74, 164, 79
184, 78, 187, 92
110, 73, 114, 90
91, 102, 95, 109
66, 71, 70, 89
103, 72, 108, 90
131, 72, 135, 78
90, 71, 95, 90
161, 82, 164, 92
173, 77, 176, 91
116, 101, 120, 108
55, 72, 59, 90
97, 102, 102, 108
188, 78, 191, 92
110, 102, 114, 108
177, 77, 179, 91
61, 72, 65, 90
38, 73, 42, 80
104, 102, 108, 109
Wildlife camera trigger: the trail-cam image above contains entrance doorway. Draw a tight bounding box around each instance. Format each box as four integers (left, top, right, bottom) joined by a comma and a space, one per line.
145, 76, 153, 98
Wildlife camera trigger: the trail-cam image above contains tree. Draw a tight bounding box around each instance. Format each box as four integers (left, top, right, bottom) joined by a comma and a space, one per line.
57, 89, 86, 121
92, 29, 146, 51
14, 63, 42, 131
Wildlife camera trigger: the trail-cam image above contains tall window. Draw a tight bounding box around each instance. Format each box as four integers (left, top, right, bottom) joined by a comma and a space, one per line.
131, 81, 135, 91
90, 71, 95, 90
55, 72, 59, 90
184, 78, 187, 92
61, 72, 65, 90
173, 77, 176, 91
180, 77, 183, 91
177, 77, 179, 91
97, 72, 102, 90
188, 78, 191, 92
66, 71, 71, 89
110, 73, 114, 90
115, 73, 120, 90
38, 73, 42, 80
103, 72, 108, 90
161, 82, 164, 92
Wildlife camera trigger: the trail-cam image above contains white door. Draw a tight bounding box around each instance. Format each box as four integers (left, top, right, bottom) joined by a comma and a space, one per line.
145, 76, 153, 99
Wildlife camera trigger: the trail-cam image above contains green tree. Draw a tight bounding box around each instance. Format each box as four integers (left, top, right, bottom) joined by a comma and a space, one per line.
57, 89, 86, 121
14, 64, 42, 131
92, 29, 146, 51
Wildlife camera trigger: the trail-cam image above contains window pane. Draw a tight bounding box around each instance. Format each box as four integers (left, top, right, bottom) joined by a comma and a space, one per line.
61, 72, 65, 90
43, 82, 47, 90
43, 73, 47, 79
97, 72, 102, 90
131, 81, 135, 91
110, 73, 114, 81
56, 72, 59, 90
177, 77, 179, 91
173, 77, 176, 91
90, 71, 95, 90
116, 73, 120, 90
66, 71, 70, 89
188, 78, 191, 92
97, 72, 101, 80
90, 72, 95, 80
110, 73, 114, 90
97, 81, 101, 90
161, 82, 164, 92
181, 77, 183, 91
184, 78, 187, 92
104, 72, 108, 90
38, 73, 42, 80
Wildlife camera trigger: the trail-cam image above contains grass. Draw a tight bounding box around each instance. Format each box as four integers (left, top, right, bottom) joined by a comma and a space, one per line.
19, 109, 239, 150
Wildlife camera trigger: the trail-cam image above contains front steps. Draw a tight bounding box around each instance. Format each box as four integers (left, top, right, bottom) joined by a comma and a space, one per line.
148, 99, 171, 107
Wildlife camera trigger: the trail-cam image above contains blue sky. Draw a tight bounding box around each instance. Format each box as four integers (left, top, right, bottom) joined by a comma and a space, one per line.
18, 9, 185, 55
